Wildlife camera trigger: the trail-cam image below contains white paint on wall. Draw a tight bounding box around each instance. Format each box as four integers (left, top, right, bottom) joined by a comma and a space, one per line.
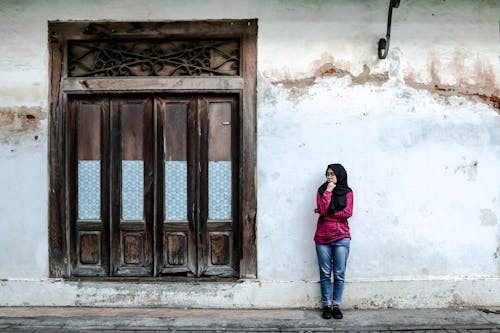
0, 144, 48, 278
0, 278, 499, 309
0, 0, 499, 308
257, 74, 500, 282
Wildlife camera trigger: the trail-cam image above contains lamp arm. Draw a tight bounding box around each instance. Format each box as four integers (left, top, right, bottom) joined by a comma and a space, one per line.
378, 0, 400, 59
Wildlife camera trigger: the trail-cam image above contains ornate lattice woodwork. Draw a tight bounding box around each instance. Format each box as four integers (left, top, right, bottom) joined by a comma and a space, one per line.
68, 40, 240, 77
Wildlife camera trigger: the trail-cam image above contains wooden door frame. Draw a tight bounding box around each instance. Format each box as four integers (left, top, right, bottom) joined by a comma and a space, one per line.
48, 20, 258, 279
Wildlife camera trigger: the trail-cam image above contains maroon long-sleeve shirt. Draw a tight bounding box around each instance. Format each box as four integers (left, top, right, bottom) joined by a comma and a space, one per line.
314, 190, 354, 244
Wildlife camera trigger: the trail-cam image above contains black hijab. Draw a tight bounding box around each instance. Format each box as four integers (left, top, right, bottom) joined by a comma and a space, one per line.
318, 163, 352, 214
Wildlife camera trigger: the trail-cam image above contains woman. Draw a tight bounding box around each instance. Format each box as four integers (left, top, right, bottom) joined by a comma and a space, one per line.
314, 163, 353, 319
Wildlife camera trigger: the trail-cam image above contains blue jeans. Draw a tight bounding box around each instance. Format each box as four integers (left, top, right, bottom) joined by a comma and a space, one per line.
315, 238, 350, 307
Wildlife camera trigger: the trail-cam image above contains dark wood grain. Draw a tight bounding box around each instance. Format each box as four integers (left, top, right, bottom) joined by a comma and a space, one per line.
240, 30, 258, 279
208, 102, 232, 162
48, 30, 67, 278
198, 97, 209, 276
78, 103, 100, 160
62, 77, 244, 92
49, 20, 257, 40
165, 103, 188, 161
80, 233, 99, 264
166, 233, 187, 265
120, 102, 144, 160
210, 233, 230, 265
187, 97, 199, 276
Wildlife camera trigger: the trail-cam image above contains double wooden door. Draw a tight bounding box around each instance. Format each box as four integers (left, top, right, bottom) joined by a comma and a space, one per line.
68, 94, 239, 277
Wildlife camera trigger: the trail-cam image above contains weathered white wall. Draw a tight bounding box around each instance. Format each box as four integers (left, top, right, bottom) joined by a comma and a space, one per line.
0, 0, 499, 308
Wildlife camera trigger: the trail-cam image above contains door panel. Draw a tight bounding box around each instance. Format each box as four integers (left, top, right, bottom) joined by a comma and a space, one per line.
158, 96, 239, 277
111, 98, 154, 276
199, 97, 238, 277
208, 101, 233, 221
156, 98, 197, 275
69, 98, 110, 276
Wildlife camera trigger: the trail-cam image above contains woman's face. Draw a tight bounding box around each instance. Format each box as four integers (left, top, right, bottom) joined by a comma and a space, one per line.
326, 168, 337, 184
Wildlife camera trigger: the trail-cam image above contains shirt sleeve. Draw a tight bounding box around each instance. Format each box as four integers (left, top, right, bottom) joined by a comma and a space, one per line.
316, 191, 333, 216
331, 191, 354, 219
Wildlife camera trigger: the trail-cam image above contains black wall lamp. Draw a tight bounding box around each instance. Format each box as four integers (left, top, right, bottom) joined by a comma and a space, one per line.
378, 0, 400, 59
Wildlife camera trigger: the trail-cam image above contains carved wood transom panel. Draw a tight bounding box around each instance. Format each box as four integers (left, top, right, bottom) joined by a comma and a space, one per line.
68, 40, 240, 77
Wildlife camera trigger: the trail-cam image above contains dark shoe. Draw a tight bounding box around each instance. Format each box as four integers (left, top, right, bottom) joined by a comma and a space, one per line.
321, 306, 332, 319
331, 305, 343, 319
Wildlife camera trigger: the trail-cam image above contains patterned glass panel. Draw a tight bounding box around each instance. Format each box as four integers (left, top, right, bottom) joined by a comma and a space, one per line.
78, 161, 101, 220
209, 161, 232, 220
122, 161, 144, 220
165, 161, 187, 221
208, 102, 232, 220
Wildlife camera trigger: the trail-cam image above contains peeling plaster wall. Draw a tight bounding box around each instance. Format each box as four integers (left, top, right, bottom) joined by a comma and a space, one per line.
0, 0, 499, 307
258, 76, 500, 281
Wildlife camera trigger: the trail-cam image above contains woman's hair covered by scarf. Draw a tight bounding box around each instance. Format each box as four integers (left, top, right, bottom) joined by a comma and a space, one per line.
318, 163, 352, 214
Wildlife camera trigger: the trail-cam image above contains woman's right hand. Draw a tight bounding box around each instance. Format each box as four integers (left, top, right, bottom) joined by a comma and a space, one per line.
326, 182, 336, 192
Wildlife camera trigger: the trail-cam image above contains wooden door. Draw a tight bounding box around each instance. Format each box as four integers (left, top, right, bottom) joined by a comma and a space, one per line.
69, 94, 238, 277
110, 97, 154, 276
157, 95, 239, 277
69, 96, 154, 277
68, 97, 110, 277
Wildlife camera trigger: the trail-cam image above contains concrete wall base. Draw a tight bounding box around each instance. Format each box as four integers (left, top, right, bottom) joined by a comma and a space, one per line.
1, 278, 498, 309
